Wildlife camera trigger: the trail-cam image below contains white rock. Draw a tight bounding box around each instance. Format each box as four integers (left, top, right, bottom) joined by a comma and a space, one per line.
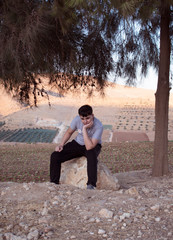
98, 229, 106, 234
4, 233, 26, 240
120, 212, 131, 220
27, 230, 39, 240
23, 183, 29, 191
125, 187, 139, 196
155, 217, 161, 222
38, 216, 52, 224
88, 218, 95, 223
99, 208, 114, 218
1, 191, 6, 196
60, 157, 120, 190
150, 204, 160, 211
41, 201, 49, 215
95, 217, 101, 223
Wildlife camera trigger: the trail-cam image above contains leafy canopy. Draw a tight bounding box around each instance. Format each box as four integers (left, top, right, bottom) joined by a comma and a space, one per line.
1, 0, 173, 105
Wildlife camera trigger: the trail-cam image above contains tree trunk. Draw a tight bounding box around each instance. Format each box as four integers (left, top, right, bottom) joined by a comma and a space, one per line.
152, 1, 170, 176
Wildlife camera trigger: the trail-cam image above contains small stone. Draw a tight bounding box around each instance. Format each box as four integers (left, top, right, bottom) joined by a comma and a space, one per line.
41, 201, 49, 215
99, 208, 114, 218
88, 218, 95, 223
155, 217, 161, 222
119, 212, 131, 221
4, 233, 26, 240
23, 183, 29, 191
66, 191, 72, 195
38, 216, 52, 224
141, 225, 146, 230
1, 191, 6, 196
125, 187, 139, 196
150, 205, 160, 211
44, 227, 54, 233
98, 229, 106, 234
27, 230, 39, 240
95, 217, 101, 223
142, 187, 150, 194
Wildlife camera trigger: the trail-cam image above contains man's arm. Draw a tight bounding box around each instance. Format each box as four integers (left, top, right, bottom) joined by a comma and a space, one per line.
82, 121, 99, 150
55, 127, 75, 152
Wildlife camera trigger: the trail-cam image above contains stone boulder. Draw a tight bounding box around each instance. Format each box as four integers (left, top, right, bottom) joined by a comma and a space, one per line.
60, 157, 120, 190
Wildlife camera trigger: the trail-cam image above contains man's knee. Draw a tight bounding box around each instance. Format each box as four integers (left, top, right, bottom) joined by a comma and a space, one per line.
86, 146, 101, 158
50, 151, 61, 163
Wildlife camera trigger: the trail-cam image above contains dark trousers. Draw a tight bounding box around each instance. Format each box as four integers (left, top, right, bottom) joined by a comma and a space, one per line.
50, 140, 101, 187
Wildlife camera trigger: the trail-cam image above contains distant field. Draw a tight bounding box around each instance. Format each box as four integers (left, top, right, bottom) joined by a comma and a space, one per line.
0, 128, 58, 143
1, 142, 173, 183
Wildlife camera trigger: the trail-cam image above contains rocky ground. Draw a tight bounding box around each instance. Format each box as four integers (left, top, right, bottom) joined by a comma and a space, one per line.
0, 169, 173, 240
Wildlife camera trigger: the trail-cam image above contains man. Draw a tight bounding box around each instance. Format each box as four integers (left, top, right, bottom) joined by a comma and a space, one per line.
50, 104, 103, 189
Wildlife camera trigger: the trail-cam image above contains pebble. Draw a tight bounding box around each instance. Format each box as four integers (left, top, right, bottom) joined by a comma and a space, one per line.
88, 217, 95, 222
125, 187, 139, 196
99, 208, 114, 218
27, 230, 39, 240
98, 229, 106, 234
150, 204, 160, 211
119, 212, 131, 221
155, 217, 161, 222
23, 183, 30, 191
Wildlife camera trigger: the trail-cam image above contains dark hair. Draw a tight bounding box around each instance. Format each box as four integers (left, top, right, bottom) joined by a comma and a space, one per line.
78, 105, 93, 117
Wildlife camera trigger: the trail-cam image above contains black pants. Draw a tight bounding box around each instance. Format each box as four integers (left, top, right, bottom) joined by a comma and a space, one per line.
50, 140, 101, 187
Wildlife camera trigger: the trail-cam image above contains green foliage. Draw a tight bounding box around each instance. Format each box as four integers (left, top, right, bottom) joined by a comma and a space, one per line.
0, 0, 114, 105
1, 0, 173, 105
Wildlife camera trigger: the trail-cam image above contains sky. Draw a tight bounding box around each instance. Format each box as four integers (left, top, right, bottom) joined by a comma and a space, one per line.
109, 67, 158, 91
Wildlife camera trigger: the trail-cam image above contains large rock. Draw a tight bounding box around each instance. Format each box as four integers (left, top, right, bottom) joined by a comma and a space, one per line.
60, 157, 120, 190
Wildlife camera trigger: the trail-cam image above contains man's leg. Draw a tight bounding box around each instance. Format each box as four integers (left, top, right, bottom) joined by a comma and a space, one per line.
85, 144, 101, 188
50, 140, 84, 184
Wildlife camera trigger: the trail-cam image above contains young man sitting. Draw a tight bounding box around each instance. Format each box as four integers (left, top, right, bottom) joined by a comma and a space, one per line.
50, 104, 103, 189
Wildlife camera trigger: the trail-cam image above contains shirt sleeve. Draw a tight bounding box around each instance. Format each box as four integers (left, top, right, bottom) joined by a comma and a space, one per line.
70, 116, 78, 131
92, 126, 103, 141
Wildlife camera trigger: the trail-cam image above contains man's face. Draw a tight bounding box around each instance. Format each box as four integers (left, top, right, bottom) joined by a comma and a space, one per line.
80, 114, 94, 126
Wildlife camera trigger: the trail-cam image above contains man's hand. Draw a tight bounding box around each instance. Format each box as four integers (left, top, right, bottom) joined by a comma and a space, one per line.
54, 127, 75, 152
83, 120, 93, 129
55, 144, 63, 152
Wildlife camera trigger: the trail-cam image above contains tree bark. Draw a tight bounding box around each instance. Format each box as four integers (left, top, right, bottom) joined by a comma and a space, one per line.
152, 0, 170, 176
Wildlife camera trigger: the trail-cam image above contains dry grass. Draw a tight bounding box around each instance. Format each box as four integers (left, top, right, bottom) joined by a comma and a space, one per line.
1, 142, 173, 183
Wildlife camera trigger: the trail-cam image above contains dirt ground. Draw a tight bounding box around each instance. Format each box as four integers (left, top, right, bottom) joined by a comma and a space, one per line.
0, 168, 173, 240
